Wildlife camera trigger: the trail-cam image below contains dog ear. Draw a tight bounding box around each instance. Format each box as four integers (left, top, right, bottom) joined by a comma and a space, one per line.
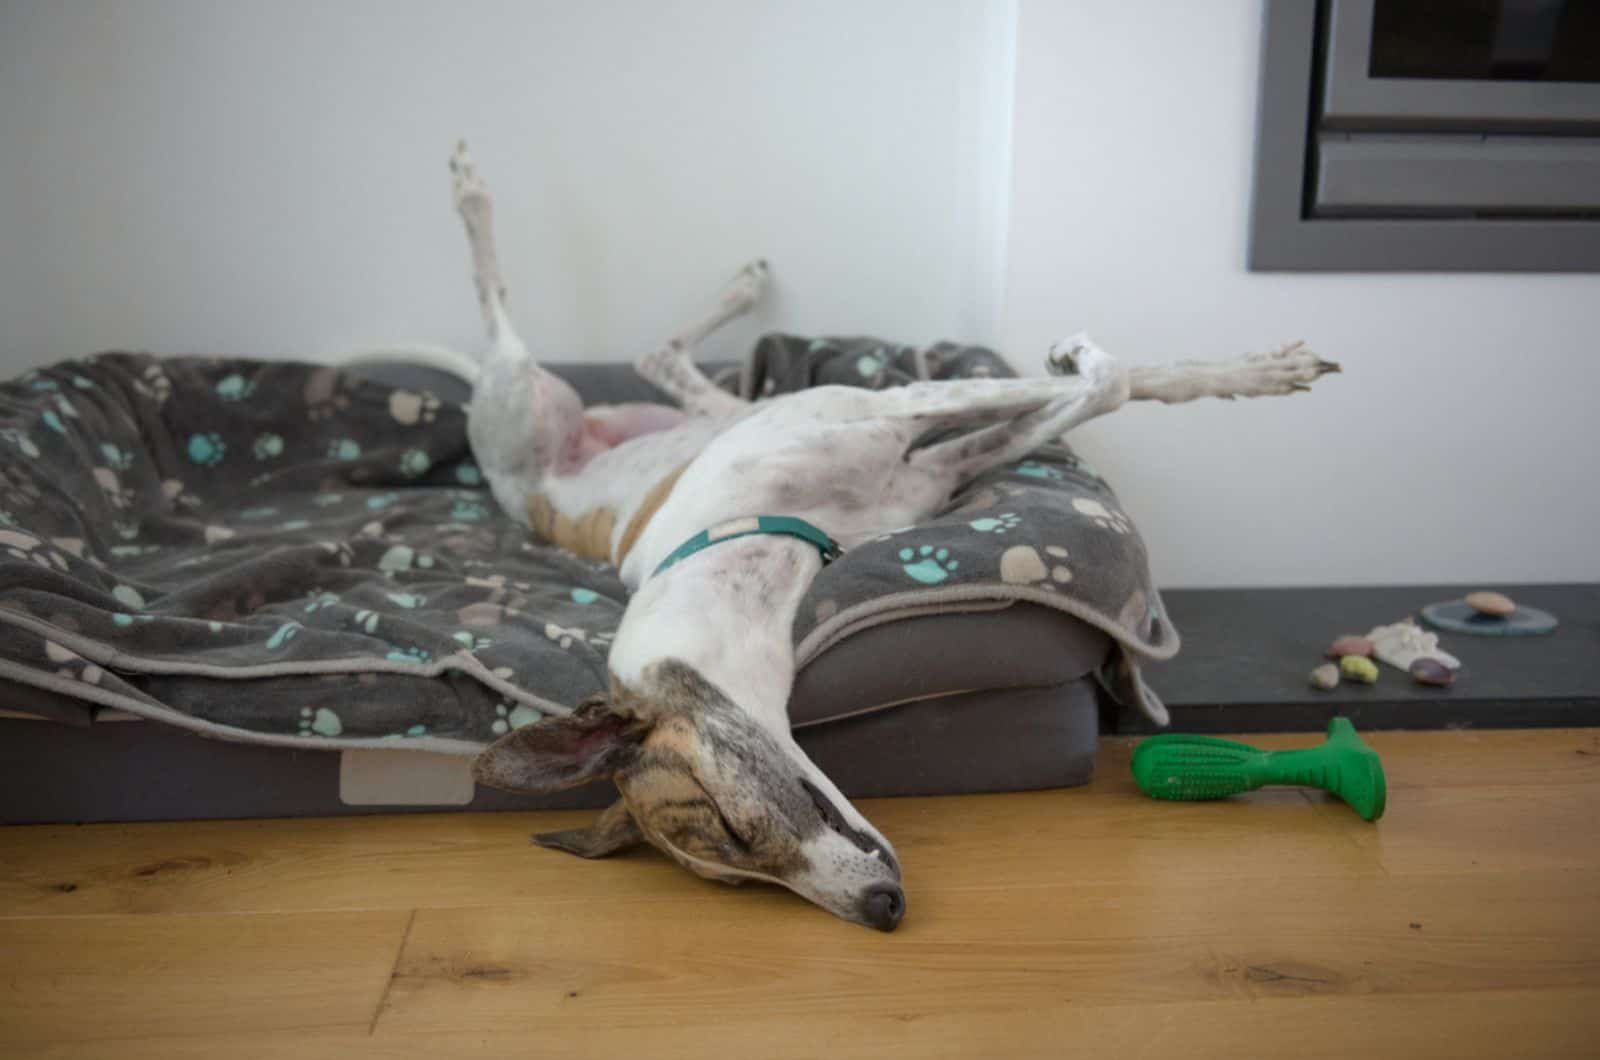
473, 695, 647, 793
532, 798, 644, 859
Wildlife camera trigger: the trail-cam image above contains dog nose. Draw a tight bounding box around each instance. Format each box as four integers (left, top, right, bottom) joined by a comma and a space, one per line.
861, 883, 906, 932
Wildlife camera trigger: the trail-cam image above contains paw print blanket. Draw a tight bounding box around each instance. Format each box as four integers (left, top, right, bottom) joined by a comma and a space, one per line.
0, 344, 1173, 754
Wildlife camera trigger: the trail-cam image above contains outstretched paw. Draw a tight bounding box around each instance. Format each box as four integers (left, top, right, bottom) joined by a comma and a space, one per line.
1045, 332, 1118, 376
1046, 334, 1119, 388
449, 140, 507, 326
1243, 341, 1341, 394
720, 258, 770, 314
1043, 334, 1128, 411
1045, 338, 1085, 377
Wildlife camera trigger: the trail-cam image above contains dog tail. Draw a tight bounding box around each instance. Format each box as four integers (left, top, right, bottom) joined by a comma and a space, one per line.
335, 343, 482, 384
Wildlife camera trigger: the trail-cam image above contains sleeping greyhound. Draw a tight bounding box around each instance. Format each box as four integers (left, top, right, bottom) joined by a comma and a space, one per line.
443, 143, 1337, 931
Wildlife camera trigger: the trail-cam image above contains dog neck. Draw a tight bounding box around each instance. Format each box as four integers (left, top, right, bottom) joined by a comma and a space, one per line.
606, 534, 823, 735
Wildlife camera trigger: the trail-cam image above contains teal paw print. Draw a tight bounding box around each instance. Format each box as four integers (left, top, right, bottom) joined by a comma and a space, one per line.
216, 374, 256, 402
899, 545, 959, 584
100, 443, 133, 470
304, 592, 341, 613
1015, 460, 1065, 482
366, 493, 400, 510
266, 622, 301, 650
398, 448, 432, 478
41, 410, 67, 434
327, 438, 361, 461
570, 587, 599, 605
378, 545, 420, 573
454, 463, 482, 486
855, 351, 884, 379
969, 512, 1021, 534
451, 500, 487, 522
353, 609, 380, 634
491, 702, 543, 735
253, 433, 284, 460
298, 706, 343, 737
452, 630, 493, 651
386, 645, 432, 665
187, 433, 225, 467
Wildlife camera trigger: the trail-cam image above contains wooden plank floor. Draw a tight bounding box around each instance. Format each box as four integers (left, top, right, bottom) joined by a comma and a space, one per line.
2, 728, 1597, 1058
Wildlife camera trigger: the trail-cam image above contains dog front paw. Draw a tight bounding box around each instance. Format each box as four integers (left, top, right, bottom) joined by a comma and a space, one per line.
1045, 338, 1086, 377
720, 259, 770, 313
1244, 341, 1341, 393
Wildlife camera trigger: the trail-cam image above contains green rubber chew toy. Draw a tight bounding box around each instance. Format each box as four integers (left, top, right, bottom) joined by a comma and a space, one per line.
1130, 717, 1386, 821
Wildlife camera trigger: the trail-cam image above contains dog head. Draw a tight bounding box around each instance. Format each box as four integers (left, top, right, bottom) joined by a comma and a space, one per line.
473, 661, 905, 931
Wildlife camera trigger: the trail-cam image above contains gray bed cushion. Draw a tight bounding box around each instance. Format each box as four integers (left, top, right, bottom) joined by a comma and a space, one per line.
790, 605, 1108, 726
0, 678, 1098, 823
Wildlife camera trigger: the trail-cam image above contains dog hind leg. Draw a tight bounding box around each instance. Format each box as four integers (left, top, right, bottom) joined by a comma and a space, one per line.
634, 259, 765, 416
908, 335, 1131, 477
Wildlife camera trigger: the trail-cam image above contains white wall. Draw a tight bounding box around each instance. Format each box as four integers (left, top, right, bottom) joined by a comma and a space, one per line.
1002, 0, 1600, 588
0, 0, 1014, 371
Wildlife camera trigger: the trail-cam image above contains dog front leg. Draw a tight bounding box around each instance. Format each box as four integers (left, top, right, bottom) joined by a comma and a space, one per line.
634, 260, 766, 416
1126, 342, 1339, 404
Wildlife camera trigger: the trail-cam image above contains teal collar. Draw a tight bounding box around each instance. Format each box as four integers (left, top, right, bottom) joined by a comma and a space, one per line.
653, 516, 843, 577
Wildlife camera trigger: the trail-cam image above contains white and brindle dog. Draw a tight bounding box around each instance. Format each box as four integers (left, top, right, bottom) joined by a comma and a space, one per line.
438, 144, 1337, 931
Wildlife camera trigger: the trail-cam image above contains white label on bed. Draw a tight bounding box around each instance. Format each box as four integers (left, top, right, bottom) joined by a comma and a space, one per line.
339, 749, 476, 805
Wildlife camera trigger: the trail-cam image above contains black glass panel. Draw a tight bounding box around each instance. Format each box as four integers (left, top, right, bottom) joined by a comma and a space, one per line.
1370, 0, 1600, 82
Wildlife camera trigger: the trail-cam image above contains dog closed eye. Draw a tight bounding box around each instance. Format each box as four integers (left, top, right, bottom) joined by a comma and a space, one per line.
684, 778, 753, 856
709, 801, 752, 855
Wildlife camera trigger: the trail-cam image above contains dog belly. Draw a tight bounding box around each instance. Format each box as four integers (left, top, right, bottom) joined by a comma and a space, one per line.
580, 403, 688, 452
526, 415, 731, 565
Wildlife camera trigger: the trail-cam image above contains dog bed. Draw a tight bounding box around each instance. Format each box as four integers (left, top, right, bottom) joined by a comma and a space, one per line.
0, 340, 1174, 822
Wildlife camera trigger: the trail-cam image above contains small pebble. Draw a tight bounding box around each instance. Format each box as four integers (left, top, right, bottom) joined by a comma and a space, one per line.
1309, 663, 1340, 691
1465, 590, 1515, 617
1340, 655, 1379, 684
1410, 657, 1456, 687
1326, 635, 1375, 659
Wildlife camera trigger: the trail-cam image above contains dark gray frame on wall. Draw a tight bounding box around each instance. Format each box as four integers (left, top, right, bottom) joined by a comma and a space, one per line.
1249, 0, 1600, 272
